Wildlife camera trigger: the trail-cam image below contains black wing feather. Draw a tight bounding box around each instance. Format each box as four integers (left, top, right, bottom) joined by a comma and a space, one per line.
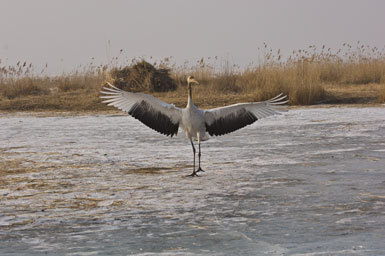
128, 100, 179, 137
205, 108, 258, 136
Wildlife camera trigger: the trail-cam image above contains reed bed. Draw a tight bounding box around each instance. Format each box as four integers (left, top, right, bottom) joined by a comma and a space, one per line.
1, 43, 384, 111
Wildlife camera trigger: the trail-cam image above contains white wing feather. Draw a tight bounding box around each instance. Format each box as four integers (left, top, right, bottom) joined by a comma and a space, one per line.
100, 82, 182, 124
204, 94, 287, 125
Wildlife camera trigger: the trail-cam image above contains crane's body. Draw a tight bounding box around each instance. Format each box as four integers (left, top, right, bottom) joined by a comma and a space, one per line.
100, 76, 287, 176
182, 105, 208, 141
182, 82, 209, 143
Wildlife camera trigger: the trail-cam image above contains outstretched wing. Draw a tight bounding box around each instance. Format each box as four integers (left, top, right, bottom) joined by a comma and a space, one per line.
204, 94, 288, 136
100, 82, 182, 137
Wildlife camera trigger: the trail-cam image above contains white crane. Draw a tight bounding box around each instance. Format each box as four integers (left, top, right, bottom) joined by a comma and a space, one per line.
100, 76, 287, 176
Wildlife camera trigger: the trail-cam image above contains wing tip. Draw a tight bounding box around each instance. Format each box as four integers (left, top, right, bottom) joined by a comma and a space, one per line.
99, 82, 124, 98
105, 81, 117, 89
267, 93, 288, 105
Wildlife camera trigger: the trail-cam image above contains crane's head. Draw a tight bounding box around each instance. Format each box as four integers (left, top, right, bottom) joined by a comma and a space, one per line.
187, 76, 199, 86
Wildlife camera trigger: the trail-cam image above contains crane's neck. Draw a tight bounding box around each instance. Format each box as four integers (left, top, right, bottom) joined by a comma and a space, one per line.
187, 83, 193, 107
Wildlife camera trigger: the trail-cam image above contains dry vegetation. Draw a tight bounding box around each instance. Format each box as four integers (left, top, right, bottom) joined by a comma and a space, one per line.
1, 42, 385, 112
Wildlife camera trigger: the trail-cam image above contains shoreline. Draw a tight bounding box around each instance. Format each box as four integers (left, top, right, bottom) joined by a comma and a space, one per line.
1, 103, 384, 117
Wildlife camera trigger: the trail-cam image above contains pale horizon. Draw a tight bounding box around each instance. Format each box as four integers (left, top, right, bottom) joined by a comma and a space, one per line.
1, 0, 385, 74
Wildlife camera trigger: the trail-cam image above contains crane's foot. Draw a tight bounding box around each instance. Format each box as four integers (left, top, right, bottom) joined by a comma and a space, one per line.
196, 167, 204, 173
187, 171, 199, 177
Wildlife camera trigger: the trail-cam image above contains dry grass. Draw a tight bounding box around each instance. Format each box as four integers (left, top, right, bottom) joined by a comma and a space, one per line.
1, 43, 385, 112
0, 65, 106, 111
109, 60, 177, 92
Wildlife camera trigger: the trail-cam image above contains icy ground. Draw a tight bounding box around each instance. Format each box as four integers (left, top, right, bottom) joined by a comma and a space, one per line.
1, 107, 385, 255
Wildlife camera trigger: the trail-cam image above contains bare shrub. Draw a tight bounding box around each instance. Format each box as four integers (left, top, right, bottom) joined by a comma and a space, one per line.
109, 60, 177, 92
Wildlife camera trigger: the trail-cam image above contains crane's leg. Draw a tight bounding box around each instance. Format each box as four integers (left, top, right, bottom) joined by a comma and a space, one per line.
196, 141, 204, 173
187, 139, 198, 177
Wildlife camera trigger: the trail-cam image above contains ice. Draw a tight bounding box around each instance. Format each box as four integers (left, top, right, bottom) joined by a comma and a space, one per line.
1, 107, 385, 255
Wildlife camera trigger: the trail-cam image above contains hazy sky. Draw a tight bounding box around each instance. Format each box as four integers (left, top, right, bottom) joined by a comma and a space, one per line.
1, 0, 385, 74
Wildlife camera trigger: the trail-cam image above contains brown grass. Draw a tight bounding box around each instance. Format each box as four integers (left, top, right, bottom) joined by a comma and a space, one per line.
1, 42, 385, 112
109, 60, 177, 92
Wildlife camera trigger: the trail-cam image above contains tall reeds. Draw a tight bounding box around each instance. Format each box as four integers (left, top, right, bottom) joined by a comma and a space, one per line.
1, 42, 384, 111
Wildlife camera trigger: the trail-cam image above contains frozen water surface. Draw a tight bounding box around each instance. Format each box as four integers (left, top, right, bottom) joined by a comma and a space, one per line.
1, 107, 385, 255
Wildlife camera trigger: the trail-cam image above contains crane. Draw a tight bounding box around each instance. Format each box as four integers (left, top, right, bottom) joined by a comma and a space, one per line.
100, 76, 287, 176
